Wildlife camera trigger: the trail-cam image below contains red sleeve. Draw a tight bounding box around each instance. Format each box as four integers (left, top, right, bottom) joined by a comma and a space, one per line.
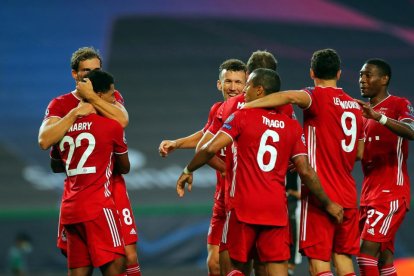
113, 123, 128, 154
219, 110, 244, 140
44, 98, 64, 120
207, 103, 225, 135
114, 90, 125, 106
203, 102, 223, 133
291, 119, 308, 158
398, 97, 414, 121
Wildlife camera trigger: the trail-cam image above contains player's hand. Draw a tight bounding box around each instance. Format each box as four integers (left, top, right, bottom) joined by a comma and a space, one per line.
176, 173, 193, 197
75, 101, 96, 117
354, 99, 381, 121
325, 201, 344, 224
159, 140, 177, 157
76, 78, 95, 100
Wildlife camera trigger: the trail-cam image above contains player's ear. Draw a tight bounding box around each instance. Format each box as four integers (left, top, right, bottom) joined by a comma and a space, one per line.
336, 70, 342, 81
381, 75, 389, 86
217, 79, 222, 91
309, 68, 315, 79
71, 70, 78, 81
257, 86, 264, 96
97, 92, 103, 98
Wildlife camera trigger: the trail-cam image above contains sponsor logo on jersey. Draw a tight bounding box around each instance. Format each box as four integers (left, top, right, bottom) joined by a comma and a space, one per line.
407, 104, 414, 117
130, 228, 137, 235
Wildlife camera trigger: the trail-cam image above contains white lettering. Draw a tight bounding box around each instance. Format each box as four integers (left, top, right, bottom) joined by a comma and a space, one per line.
333, 97, 360, 110
237, 102, 245, 109
262, 116, 285, 128
68, 122, 93, 132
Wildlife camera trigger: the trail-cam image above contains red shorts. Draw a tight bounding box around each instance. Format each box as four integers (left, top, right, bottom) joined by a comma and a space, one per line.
207, 186, 226, 246
113, 175, 138, 245
65, 207, 125, 268
359, 198, 408, 253
223, 210, 290, 263
300, 199, 359, 261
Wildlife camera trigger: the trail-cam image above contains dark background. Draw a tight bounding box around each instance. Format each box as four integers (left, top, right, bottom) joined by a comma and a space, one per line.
1, 0, 413, 275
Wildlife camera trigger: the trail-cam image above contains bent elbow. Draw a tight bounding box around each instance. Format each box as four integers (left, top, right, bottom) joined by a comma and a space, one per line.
38, 138, 51, 150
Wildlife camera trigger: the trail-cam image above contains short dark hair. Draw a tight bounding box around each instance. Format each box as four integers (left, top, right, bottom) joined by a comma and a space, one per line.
250, 68, 281, 95
247, 50, 278, 73
84, 70, 114, 93
219, 59, 247, 79
365, 58, 392, 85
311, 48, 340, 80
71, 46, 102, 71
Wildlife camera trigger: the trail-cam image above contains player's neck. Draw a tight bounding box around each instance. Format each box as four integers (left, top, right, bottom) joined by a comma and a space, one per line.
314, 79, 337, 88
370, 90, 389, 106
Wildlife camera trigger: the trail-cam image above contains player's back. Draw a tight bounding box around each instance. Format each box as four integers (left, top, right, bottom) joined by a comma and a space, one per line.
59, 114, 127, 224
222, 108, 306, 226
302, 86, 363, 208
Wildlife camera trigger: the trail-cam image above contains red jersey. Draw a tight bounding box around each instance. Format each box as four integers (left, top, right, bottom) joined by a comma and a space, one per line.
203, 101, 223, 133
302, 86, 364, 208
208, 93, 296, 135
43, 90, 124, 121
220, 108, 307, 226
58, 114, 127, 224
360, 95, 414, 207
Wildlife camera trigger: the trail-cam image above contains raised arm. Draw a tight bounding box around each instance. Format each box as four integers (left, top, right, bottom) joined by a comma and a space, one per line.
176, 132, 232, 197
292, 154, 344, 224
243, 90, 311, 109
355, 99, 414, 140
159, 130, 204, 157
38, 101, 95, 150
77, 79, 129, 128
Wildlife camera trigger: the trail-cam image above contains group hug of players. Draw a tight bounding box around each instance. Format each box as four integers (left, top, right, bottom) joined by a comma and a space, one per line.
39, 46, 413, 276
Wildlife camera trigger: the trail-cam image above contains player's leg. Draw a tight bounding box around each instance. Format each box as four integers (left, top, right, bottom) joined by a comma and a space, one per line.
379, 249, 397, 276
112, 175, 141, 276
69, 266, 93, 276
266, 261, 288, 276
207, 244, 220, 276
65, 223, 94, 276
99, 255, 127, 276
300, 200, 334, 276
332, 208, 359, 276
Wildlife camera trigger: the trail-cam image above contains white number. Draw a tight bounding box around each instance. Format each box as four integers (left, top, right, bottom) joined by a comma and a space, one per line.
59, 133, 96, 176
341, 112, 357, 152
122, 208, 133, 225
257, 129, 279, 172
366, 209, 384, 227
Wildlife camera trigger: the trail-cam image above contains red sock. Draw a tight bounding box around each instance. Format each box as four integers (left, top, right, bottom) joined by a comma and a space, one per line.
126, 264, 141, 276
357, 253, 379, 276
316, 272, 334, 276
343, 273, 357, 276
226, 270, 243, 276
380, 264, 397, 276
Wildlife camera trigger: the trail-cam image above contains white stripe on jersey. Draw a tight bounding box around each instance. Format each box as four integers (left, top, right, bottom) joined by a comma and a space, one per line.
222, 210, 231, 244
103, 208, 122, 247
397, 137, 403, 186
104, 153, 113, 197
307, 126, 317, 171
300, 196, 309, 241
379, 200, 398, 235
230, 144, 237, 198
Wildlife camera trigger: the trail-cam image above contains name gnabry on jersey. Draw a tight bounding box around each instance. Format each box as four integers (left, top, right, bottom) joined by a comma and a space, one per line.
68, 122, 93, 132
333, 97, 360, 109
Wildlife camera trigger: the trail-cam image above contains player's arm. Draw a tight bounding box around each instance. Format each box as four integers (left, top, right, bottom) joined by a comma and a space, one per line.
77, 79, 129, 128
159, 130, 204, 157
50, 146, 65, 173
356, 139, 364, 161
292, 154, 344, 224
243, 90, 311, 109
176, 132, 232, 197
196, 131, 226, 173
355, 99, 414, 140
38, 102, 95, 150
114, 153, 130, 174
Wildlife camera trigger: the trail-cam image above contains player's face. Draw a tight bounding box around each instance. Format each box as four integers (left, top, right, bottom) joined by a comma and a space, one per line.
73, 58, 102, 82
218, 70, 246, 100
243, 73, 258, 103
99, 84, 116, 104
359, 64, 385, 98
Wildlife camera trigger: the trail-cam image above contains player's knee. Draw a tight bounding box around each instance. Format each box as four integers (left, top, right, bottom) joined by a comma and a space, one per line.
125, 250, 138, 266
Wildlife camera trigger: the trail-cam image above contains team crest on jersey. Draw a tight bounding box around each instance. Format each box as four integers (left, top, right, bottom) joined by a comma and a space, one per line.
45, 108, 49, 116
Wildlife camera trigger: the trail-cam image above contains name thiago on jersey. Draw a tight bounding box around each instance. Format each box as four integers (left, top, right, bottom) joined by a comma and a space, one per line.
262, 115, 285, 128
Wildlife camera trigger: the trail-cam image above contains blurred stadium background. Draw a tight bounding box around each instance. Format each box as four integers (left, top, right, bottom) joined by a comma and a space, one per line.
1, 0, 413, 275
